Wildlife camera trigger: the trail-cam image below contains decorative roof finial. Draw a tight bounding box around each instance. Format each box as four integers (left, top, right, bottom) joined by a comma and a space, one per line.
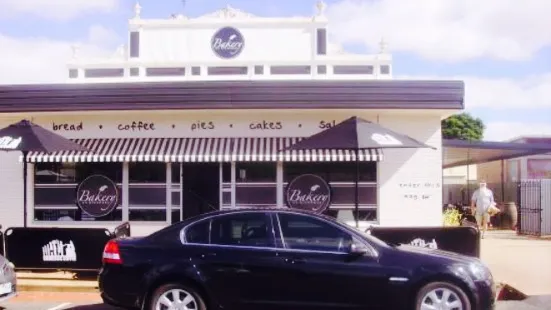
134, 2, 142, 19
71, 45, 79, 59
379, 37, 388, 54
316, 1, 327, 16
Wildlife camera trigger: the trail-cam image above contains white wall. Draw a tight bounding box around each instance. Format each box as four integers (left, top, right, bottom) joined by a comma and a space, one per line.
0, 110, 445, 233
140, 26, 314, 63
377, 115, 443, 227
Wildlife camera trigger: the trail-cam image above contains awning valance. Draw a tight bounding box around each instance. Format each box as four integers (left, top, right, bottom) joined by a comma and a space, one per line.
22, 137, 384, 163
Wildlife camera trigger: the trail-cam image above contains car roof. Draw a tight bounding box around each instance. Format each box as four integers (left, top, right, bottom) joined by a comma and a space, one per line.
188, 207, 335, 222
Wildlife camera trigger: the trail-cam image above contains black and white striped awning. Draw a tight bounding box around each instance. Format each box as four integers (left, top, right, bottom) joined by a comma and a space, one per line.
231, 137, 383, 162
22, 137, 384, 163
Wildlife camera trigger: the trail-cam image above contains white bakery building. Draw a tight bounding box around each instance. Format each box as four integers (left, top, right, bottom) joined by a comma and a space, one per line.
0, 2, 464, 236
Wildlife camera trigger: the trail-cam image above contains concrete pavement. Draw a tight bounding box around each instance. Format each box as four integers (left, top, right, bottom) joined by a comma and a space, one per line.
480, 230, 551, 296
2, 292, 550, 310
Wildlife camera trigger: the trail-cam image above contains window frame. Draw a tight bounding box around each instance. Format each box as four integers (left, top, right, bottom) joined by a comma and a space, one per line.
180, 211, 277, 250
273, 211, 378, 256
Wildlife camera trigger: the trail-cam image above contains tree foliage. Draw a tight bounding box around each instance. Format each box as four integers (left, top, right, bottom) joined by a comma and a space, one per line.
441, 112, 485, 141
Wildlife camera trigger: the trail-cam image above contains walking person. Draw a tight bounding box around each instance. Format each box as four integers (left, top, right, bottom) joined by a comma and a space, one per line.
470, 180, 495, 238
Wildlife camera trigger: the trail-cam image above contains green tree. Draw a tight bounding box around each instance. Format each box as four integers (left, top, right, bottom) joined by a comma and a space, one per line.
441, 112, 485, 140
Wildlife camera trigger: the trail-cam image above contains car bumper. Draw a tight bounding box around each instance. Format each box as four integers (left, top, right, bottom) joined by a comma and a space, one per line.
473, 279, 496, 310
0, 279, 17, 304
99, 266, 141, 309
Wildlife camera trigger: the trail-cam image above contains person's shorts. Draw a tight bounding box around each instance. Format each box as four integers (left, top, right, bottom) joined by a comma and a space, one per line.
475, 212, 490, 224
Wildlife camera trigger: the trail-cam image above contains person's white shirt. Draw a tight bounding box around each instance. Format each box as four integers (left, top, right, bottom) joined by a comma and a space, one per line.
471, 186, 494, 215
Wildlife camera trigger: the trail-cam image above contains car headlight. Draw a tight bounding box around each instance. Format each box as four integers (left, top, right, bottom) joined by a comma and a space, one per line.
469, 262, 491, 281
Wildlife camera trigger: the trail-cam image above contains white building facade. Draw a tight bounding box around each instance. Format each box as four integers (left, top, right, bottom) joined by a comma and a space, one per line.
67, 2, 392, 83
0, 3, 462, 236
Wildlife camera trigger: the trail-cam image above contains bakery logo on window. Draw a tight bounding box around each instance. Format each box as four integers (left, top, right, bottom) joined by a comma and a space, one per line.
371, 133, 403, 146
42, 240, 77, 262
286, 174, 331, 213
76, 174, 119, 217
211, 26, 245, 59
408, 238, 438, 249
0, 136, 22, 149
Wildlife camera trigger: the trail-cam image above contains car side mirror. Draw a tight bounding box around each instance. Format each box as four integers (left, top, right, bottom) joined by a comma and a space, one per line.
348, 243, 368, 256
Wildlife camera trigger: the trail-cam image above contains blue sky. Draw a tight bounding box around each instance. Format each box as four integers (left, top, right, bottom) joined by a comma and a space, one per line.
0, 0, 549, 140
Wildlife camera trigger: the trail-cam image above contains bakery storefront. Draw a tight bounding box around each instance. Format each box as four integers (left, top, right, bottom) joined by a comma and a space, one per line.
0, 80, 463, 237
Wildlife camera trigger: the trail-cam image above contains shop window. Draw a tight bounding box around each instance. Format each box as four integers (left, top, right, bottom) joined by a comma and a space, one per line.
333, 65, 374, 75
317, 65, 327, 74
270, 66, 311, 75
34, 162, 123, 222
235, 163, 277, 207
146, 67, 185, 77
128, 162, 167, 222
129, 31, 140, 58
316, 28, 327, 55
68, 69, 78, 79
129, 68, 140, 76
170, 163, 182, 224
207, 66, 248, 75
283, 162, 378, 221
84, 68, 124, 78
254, 66, 264, 75
221, 163, 232, 208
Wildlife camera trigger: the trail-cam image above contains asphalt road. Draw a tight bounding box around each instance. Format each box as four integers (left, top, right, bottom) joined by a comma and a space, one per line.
1, 292, 550, 310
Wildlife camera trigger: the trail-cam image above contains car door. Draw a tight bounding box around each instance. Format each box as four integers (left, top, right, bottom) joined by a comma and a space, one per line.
183, 211, 284, 309
273, 212, 391, 309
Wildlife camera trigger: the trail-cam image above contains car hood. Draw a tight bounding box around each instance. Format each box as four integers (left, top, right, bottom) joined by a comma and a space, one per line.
394, 244, 480, 264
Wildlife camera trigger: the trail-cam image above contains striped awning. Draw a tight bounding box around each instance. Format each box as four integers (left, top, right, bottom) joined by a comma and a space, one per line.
24, 138, 233, 163
231, 137, 384, 162
23, 137, 384, 163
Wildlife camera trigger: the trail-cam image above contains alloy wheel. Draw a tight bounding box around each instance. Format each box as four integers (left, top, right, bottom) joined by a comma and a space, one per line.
155, 288, 198, 310
420, 287, 464, 310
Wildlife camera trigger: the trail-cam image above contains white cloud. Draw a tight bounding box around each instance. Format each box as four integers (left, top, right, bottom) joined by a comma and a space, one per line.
0, 0, 120, 20
87, 24, 120, 46
327, 0, 551, 62
484, 122, 551, 141
396, 74, 551, 109
0, 26, 117, 85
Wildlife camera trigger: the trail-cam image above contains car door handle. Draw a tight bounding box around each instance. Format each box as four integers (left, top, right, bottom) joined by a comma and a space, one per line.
284, 257, 306, 264
199, 253, 217, 259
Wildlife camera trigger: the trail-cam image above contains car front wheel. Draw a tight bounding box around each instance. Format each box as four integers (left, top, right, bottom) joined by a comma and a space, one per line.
415, 281, 471, 310
149, 283, 207, 310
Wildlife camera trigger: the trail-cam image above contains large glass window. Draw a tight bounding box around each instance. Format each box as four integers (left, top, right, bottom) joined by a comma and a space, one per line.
185, 219, 210, 244
277, 213, 352, 253
283, 162, 378, 222
171, 163, 182, 224
128, 162, 167, 222
235, 162, 277, 207
211, 213, 273, 247
221, 163, 232, 209
34, 162, 122, 222
184, 213, 273, 248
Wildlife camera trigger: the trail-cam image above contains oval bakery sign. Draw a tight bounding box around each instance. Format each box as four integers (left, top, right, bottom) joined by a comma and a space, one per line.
76, 175, 119, 217
286, 174, 331, 213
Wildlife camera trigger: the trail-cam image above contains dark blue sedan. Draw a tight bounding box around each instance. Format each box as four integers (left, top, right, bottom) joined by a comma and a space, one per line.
99, 208, 496, 310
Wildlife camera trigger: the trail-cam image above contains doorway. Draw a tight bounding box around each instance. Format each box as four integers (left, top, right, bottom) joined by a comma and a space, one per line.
181, 163, 220, 220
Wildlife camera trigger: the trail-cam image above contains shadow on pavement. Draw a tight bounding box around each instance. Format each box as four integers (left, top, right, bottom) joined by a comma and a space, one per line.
66, 304, 122, 310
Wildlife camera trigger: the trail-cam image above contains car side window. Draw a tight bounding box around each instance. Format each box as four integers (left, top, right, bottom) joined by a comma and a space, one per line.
278, 213, 353, 253
184, 219, 211, 244
210, 213, 274, 248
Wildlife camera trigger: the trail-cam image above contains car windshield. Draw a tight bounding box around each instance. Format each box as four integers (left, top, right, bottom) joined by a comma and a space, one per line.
325, 216, 393, 248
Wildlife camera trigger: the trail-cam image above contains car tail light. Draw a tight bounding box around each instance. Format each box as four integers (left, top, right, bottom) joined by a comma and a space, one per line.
102, 240, 123, 265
